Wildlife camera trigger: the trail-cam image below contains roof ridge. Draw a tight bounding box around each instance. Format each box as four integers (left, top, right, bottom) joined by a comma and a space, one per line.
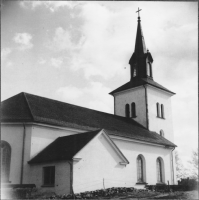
23, 92, 145, 126
24, 92, 111, 114
23, 93, 35, 121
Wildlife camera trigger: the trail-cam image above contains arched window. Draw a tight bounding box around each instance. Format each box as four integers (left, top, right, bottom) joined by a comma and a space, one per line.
149, 63, 153, 78
125, 104, 130, 118
131, 102, 136, 118
160, 130, 164, 137
1, 141, 11, 182
133, 63, 138, 77
147, 62, 150, 76
157, 158, 164, 183
156, 103, 160, 117
147, 62, 152, 77
137, 155, 143, 182
161, 104, 164, 118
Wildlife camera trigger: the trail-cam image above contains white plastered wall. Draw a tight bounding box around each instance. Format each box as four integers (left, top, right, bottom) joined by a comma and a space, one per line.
147, 86, 174, 142
1, 123, 82, 185
1, 121, 176, 190
73, 132, 127, 193
1, 124, 32, 184
29, 161, 70, 195
111, 137, 174, 186
114, 87, 147, 127
73, 132, 174, 193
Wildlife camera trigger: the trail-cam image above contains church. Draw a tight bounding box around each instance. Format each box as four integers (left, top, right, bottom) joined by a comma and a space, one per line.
1, 12, 177, 195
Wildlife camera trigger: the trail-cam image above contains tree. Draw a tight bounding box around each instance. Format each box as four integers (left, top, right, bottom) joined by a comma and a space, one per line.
175, 151, 188, 180
188, 149, 198, 180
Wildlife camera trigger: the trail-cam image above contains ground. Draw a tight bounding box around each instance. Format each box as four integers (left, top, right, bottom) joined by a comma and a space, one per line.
2, 187, 198, 199
44, 189, 199, 199
148, 190, 199, 199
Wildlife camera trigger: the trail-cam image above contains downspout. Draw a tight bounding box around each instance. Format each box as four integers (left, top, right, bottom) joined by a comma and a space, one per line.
114, 95, 116, 115
20, 123, 26, 184
171, 147, 175, 185
68, 160, 75, 198
143, 85, 149, 130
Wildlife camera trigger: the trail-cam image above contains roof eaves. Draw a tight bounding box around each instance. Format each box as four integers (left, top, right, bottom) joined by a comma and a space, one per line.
150, 131, 177, 147
146, 83, 175, 95
141, 79, 175, 95
109, 82, 131, 95
1, 119, 34, 123
109, 132, 176, 148
110, 85, 144, 96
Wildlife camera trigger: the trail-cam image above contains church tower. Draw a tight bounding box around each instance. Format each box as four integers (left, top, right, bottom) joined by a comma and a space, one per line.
110, 10, 175, 143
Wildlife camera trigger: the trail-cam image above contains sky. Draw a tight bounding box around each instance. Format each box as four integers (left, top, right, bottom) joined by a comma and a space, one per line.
1, 1, 198, 168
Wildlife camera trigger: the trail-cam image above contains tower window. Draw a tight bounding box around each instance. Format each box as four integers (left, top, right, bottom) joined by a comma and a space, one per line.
133, 68, 137, 77
146, 62, 152, 77
156, 103, 160, 117
125, 104, 130, 118
161, 104, 165, 118
131, 102, 136, 118
160, 130, 164, 137
1, 140, 11, 183
157, 103, 165, 119
149, 63, 152, 77
133, 63, 138, 77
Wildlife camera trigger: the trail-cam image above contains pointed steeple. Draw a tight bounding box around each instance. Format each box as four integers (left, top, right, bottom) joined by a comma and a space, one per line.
129, 10, 153, 81
134, 16, 147, 55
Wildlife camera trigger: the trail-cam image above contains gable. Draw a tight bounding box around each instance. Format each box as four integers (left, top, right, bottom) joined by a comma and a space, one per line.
74, 130, 129, 165
28, 129, 129, 165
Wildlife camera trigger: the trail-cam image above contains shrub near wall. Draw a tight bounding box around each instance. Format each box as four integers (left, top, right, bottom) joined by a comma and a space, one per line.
178, 178, 199, 191
1, 188, 34, 199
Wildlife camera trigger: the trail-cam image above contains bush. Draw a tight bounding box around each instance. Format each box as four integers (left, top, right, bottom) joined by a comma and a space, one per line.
1, 188, 35, 199
178, 178, 198, 191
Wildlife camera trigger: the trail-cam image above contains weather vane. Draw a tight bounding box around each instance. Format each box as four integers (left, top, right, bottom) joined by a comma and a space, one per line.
136, 7, 142, 17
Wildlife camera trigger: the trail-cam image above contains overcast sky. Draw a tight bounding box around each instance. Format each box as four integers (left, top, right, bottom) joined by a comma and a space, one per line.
1, 1, 198, 167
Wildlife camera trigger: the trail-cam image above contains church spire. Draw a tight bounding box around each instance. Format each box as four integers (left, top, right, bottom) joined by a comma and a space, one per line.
134, 15, 147, 55
129, 9, 153, 81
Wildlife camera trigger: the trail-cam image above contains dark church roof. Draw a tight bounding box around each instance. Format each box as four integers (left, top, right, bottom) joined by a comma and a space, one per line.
28, 130, 100, 164
109, 77, 175, 95
1, 92, 176, 147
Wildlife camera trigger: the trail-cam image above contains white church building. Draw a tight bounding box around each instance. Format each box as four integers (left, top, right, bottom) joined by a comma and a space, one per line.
1, 14, 177, 195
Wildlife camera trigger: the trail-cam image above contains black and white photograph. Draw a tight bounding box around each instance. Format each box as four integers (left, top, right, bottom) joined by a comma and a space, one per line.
1, 1, 198, 199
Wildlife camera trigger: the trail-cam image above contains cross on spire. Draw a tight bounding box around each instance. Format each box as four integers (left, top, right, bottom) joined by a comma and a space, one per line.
136, 7, 142, 17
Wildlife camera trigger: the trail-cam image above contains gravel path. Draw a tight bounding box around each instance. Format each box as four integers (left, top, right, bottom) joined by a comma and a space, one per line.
145, 190, 199, 199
